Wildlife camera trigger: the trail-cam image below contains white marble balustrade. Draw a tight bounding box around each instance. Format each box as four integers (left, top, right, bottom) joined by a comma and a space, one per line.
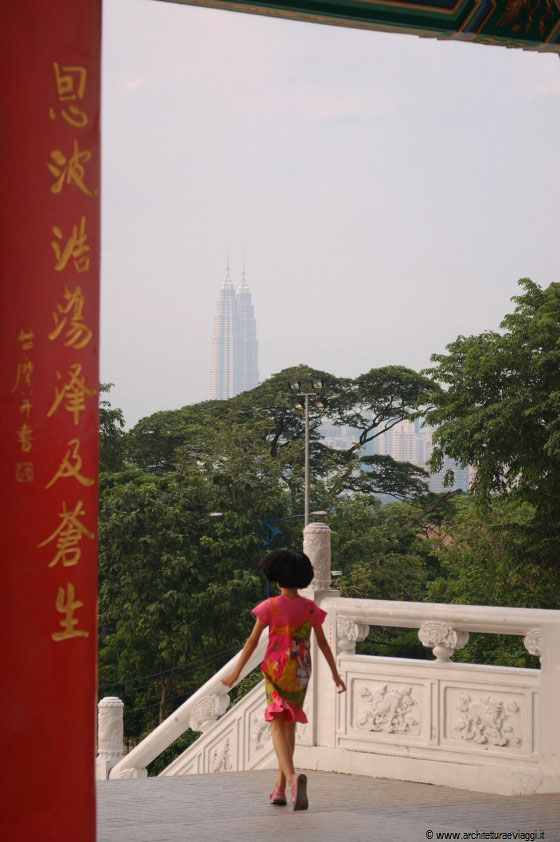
300, 593, 560, 795
101, 523, 560, 794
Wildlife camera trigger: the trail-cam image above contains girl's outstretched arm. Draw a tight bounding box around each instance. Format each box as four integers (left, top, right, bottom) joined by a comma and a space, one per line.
314, 625, 346, 693
221, 618, 267, 688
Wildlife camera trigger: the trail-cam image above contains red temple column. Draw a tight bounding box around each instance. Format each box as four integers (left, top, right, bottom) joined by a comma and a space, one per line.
1, 2, 101, 839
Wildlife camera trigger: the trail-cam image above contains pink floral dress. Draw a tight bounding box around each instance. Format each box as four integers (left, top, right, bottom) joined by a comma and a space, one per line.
253, 595, 327, 723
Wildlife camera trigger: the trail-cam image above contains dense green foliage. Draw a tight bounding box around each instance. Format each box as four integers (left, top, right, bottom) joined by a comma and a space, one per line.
421, 279, 560, 666
126, 364, 434, 501
421, 494, 553, 667
97, 285, 560, 763
99, 383, 127, 472
98, 366, 436, 744
424, 280, 560, 546
97, 451, 288, 735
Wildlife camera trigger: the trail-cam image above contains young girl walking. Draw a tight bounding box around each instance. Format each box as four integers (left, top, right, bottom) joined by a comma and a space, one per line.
222, 549, 346, 811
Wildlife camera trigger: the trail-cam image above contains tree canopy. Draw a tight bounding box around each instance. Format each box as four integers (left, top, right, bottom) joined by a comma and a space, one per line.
99, 383, 127, 472
126, 363, 436, 503
424, 278, 560, 569
424, 279, 560, 507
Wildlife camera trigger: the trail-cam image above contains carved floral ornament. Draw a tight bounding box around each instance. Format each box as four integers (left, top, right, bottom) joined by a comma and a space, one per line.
523, 628, 541, 658
454, 692, 522, 748
357, 684, 419, 735
337, 616, 370, 651
418, 621, 469, 662
189, 693, 230, 732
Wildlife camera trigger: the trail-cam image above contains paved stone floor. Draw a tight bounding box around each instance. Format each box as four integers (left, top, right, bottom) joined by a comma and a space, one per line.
97, 771, 560, 842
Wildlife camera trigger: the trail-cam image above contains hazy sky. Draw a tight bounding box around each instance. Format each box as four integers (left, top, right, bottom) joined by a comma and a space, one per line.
100, 0, 560, 428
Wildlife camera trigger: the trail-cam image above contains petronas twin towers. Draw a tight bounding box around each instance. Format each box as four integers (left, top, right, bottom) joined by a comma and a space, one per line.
210, 263, 259, 400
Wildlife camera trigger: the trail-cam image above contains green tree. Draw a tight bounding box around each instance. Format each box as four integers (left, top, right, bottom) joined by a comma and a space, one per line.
426, 494, 555, 666
329, 494, 447, 660
425, 280, 560, 504
99, 471, 212, 730
424, 279, 560, 566
428, 494, 560, 610
127, 363, 436, 503
99, 383, 127, 472
331, 496, 430, 602
329, 365, 436, 496
97, 448, 293, 740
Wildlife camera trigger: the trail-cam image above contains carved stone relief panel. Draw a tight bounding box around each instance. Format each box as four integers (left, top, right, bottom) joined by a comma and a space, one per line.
296, 697, 312, 745
204, 725, 237, 774
443, 686, 526, 752
209, 737, 233, 773
353, 680, 423, 738
249, 709, 271, 755
243, 684, 271, 765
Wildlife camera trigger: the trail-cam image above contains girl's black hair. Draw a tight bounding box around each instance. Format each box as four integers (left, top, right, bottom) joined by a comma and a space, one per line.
260, 549, 314, 589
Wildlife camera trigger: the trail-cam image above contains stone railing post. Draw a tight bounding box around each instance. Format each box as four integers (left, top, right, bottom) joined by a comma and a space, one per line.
538, 623, 560, 777
303, 521, 332, 592
96, 697, 124, 780
301, 522, 342, 751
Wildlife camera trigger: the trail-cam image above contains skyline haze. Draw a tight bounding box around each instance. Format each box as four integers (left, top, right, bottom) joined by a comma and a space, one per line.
100, 0, 560, 428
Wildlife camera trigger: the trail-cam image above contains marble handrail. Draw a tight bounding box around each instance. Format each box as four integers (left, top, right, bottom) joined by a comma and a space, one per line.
108, 637, 267, 779
320, 596, 560, 636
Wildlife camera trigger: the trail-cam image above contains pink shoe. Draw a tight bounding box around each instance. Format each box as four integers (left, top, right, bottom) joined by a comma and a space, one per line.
290, 773, 308, 811
269, 785, 287, 806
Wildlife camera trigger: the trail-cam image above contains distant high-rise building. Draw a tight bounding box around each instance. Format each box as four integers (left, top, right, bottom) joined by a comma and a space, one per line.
367, 419, 470, 493
236, 268, 259, 393
323, 416, 471, 494
210, 262, 259, 400
210, 264, 240, 400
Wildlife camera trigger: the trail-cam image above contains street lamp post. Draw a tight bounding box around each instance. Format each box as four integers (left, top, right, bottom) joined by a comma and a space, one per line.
289, 377, 327, 527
